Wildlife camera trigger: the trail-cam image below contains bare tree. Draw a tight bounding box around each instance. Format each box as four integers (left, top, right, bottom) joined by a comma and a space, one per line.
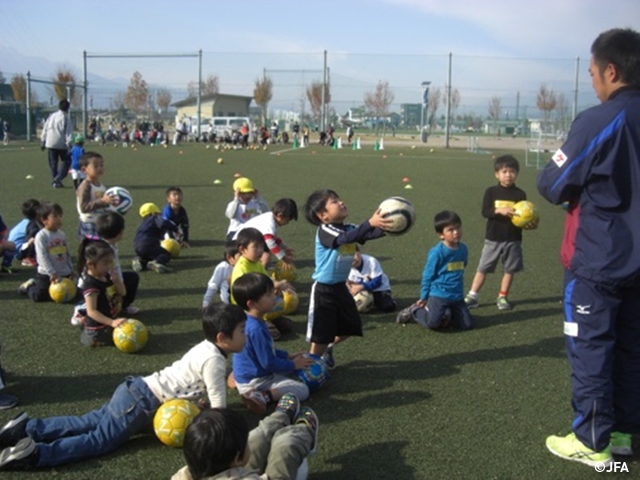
363, 80, 395, 135
554, 92, 569, 134
537, 83, 557, 133
488, 96, 501, 133
156, 88, 172, 113
444, 86, 461, 118
187, 74, 219, 99
253, 76, 273, 126
305, 81, 331, 126
124, 71, 149, 115
52, 64, 80, 105
426, 87, 441, 132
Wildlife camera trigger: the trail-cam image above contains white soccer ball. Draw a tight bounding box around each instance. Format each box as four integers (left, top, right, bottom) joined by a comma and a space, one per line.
105, 186, 133, 215
353, 290, 374, 313
378, 196, 416, 235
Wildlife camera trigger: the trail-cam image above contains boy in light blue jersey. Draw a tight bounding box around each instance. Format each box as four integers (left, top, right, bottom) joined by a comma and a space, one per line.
302, 189, 391, 368
397, 210, 473, 330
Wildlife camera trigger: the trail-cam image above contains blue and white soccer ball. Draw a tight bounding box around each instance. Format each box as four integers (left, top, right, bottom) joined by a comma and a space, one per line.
295, 353, 329, 392
105, 186, 133, 215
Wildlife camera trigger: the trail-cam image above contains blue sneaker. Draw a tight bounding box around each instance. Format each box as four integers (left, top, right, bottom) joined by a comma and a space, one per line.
296, 407, 319, 455
0, 394, 18, 411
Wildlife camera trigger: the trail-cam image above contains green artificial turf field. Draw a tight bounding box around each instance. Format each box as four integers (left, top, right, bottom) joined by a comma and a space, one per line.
0, 140, 636, 479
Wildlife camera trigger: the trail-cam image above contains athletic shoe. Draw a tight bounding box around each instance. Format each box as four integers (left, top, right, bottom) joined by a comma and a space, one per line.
0, 437, 37, 470
464, 294, 479, 309
610, 432, 633, 456
497, 296, 512, 311
241, 390, 267, 417
18, 279, 35, 295
20, 258, 37, 267
546, 432, 612, 467
0, 394, 18, 411
0, 266, 15, 275
296, 407, 319, 455
266, 321, 281, 341
0, 412, 28, 449
131, 258, 142, 272
395, 305, 416, 324
70, 305, 86, 327
275, 394, 300, 424
321, 345, 335, 369
148, 260, 171, 274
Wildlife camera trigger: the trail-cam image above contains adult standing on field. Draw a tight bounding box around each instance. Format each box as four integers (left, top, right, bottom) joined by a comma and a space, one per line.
41, 99, 73, 188
538, 28, 640, 468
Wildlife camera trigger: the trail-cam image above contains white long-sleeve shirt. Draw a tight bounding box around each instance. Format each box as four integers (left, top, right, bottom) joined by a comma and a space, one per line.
202, 260, 233, 306
225, 195, 269, 235
143, 340, 228, 408
41, 110, 73, 150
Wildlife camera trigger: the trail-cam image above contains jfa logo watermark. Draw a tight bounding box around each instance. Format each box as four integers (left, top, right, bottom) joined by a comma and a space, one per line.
595, 462, 629, 473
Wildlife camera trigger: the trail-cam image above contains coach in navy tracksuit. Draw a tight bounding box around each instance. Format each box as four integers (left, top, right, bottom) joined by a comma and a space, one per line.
538, 28, 640, 466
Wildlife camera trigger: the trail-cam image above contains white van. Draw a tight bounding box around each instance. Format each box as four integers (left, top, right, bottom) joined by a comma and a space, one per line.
211, 117, 251, 137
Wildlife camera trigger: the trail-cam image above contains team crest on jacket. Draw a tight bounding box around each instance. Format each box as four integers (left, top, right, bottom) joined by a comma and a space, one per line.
552, 149, 568, 167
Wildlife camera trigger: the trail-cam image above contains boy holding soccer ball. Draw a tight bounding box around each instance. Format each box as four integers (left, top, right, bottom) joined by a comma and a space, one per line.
76, 152, 119, 239
464, 155, 536, 311
303, 189, 392, 368
0, 303, 247, 470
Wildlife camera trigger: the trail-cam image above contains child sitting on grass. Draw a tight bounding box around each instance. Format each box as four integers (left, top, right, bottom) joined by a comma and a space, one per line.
233, 198, 297, 270
231, 272, 313, 416
19, 203, 74, 302
132, 202, 178, 273
225, 177, 269, 241
347, 246, 397, 312
4, 199, 41, 270
172, 395, 319, 480
76, 238, 127, 347
230, 228, 293, 339
396, 210, 474, 331
162, 186, 190, 248
0, 303, 247, 470
202, 240, 240, 308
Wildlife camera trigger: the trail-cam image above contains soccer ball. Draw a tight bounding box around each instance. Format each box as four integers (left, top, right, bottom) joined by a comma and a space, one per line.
282, 290, 299, 315
353, 290, 374, 313
271, 260, 298, 282
263, 293, 285, 322
511, 201, 539, 228
295, 354, 329, 392
113, 318, 148, 353
161, 238, 181, 258
378, 196, 416, 235
49, 278, 77, 303
105, 186, 133, 215
153, 399, 201, 448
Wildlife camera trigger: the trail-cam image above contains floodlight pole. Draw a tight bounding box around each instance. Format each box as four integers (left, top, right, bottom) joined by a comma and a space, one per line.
444, 52, 452, 148
572, 56, 580, 121
420, 81, 431, 143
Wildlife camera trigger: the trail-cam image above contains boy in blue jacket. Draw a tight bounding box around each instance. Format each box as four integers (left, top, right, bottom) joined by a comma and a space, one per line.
231, 273, 313, 417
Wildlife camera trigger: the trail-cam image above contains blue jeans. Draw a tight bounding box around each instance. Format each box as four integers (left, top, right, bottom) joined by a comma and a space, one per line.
414, 296, 473, 330
26, 377, 161, 467
47, 148, 71, 183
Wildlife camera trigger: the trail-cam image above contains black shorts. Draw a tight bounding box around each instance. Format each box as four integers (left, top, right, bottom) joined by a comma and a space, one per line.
306, 282, 362, 344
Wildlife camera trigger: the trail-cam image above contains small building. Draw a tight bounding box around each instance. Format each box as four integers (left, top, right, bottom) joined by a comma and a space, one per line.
172, 93, 253, 124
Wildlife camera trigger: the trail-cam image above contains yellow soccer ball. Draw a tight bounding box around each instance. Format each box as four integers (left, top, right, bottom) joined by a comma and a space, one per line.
270, 260, 297, 282
161, 238, 181, 258
511, 201, 539, 228
282, 290, 299, 315
113, 319, 148, 353
153, 399, 201, 448
263, 293, 285, 322
49, 278, 77, 303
